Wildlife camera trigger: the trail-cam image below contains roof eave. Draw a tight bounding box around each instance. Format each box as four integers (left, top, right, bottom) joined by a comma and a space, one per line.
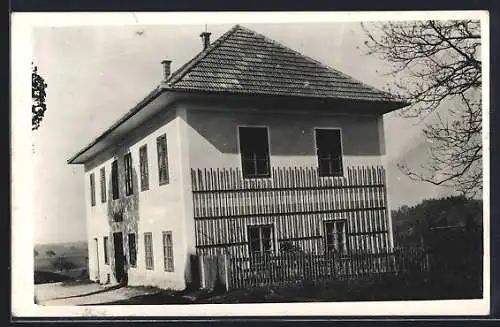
164, 86, 411, 110
67, 86, 165, 165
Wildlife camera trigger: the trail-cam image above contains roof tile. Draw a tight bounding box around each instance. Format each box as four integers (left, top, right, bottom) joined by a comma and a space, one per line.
166, 25, 402, 103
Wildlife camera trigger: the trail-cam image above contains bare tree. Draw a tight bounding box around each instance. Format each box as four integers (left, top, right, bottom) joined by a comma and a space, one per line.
361, 20, 482, 197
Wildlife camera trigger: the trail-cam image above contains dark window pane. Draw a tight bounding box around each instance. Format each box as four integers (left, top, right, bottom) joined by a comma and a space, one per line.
124, 153, 133, 196
111, 160, 119, 200
89, 173, 96, 206
316, 129, 343, 177
239, 127, 270, 178
103, 236, 109, 264
100, 168, 106, 203
128, 233, 137, 267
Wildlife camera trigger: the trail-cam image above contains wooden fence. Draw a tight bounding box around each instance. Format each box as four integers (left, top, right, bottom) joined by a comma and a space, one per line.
198, 248, 430, 290
191, 165, 391, 257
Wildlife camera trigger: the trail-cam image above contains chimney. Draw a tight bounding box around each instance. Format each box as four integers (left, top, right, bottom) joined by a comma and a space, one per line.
200, 32, 211, 50
161, 60, 172, 81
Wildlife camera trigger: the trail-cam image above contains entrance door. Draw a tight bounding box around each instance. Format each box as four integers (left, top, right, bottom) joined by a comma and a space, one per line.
113, 232, 126, 283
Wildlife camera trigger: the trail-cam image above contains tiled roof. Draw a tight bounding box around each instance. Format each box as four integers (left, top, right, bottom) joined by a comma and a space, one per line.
165, 25, 404, 103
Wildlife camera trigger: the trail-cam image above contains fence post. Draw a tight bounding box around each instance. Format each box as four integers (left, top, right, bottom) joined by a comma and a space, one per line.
199, 255, 206, 289
222, 253, 230, 291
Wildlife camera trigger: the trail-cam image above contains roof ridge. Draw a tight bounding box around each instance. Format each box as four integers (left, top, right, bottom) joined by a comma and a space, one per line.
166, 24, 242, 86
236, 25, 397, 100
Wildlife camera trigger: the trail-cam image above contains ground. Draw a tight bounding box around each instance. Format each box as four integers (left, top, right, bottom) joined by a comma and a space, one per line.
34, 270, 482, 306
35, 282, 161, 306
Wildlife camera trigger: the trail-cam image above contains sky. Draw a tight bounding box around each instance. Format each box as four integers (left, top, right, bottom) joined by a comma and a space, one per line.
32, 22, 453, 245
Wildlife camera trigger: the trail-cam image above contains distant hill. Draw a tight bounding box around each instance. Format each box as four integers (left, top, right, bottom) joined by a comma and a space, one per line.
35, 240, 87, 258
34, 241, 88, 274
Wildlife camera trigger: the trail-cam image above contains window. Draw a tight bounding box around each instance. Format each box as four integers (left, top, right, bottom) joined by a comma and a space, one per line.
162, 231, 174, 272
156, 134, 169, 185
100, 167, 106, 203
111, 160, 119, 200
139, 145, 149, 191
315, 129, 343, 177
89, 173, 96, 206
238, 126, 270, 178
103, 236, 109, 264
248, 225, 274, 257
128, 233, 137, 268
324, 220, 347, 253
124, 153, 133, 196
144, 232, 154, 270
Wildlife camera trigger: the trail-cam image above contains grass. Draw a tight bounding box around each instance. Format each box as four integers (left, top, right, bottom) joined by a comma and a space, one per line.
89, 271, 482, 305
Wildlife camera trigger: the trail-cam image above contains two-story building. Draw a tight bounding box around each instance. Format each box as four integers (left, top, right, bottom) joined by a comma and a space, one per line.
68, 25, 408, 290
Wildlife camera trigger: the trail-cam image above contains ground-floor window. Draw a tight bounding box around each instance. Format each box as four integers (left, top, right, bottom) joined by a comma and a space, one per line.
324, 219, 348, 253
144, 232, 154, 270
162, 231, 174, 272
128, 233, 137, 268
248, 224, 274, 257
103, 236, 109, 264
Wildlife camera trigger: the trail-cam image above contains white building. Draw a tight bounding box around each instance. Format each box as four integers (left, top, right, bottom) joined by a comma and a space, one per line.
68, 25, 408, 290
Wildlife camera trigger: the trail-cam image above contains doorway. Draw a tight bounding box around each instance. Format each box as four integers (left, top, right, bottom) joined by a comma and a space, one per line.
113, 232, 127, 283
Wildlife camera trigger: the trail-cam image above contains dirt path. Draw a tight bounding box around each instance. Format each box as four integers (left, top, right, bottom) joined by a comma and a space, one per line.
35, 282, 157, 306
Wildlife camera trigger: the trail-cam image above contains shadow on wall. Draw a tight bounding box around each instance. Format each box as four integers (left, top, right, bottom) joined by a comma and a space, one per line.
184, 103, 382, 159
106, 152, 140, 284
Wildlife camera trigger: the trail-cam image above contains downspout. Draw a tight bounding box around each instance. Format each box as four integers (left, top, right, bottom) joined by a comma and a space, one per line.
378, 115, 395, 249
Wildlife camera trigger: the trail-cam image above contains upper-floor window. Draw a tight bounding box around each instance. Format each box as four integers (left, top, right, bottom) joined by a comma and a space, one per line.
89, 173, 96, 207
111, 160, 119, 200
324, 220, 347, 254
156, 134, 169, 185
139, 145, 149, 191
238, 126, 270, 179
315, 128, 343, 177
100, 167, 106, 203
124, 153, 133, 196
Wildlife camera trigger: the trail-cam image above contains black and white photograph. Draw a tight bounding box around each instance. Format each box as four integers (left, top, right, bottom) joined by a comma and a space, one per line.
11, 11, 489, 317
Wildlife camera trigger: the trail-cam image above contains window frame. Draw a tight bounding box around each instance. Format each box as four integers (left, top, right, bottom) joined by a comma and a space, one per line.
123, 152, 134, 196
156, 134, 169, 186
162, 231, 174, 272
89, 173, 96, 207
237, 126, 272, 179
139, 144, 149, 191
247, 224, 275, 257
314, 128, 344, 177
144, 232, 154, 270
324, 219, 348, 254
100, 167, 106, 203
128, 233, 137, 268
103, 236, 109, 265
111, 159, 119, 200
